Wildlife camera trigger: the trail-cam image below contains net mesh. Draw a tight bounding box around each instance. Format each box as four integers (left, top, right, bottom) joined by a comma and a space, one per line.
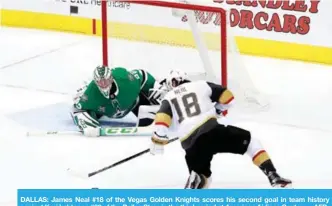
103, 0, 269, 113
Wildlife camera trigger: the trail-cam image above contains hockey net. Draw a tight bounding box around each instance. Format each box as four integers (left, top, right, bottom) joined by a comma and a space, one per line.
100, 0, 269, 113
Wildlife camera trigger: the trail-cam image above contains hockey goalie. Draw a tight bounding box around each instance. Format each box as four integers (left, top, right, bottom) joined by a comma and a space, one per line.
70, 65, 169, 137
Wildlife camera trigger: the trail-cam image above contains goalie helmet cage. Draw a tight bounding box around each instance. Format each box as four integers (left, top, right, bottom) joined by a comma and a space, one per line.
100, 0, 269, 112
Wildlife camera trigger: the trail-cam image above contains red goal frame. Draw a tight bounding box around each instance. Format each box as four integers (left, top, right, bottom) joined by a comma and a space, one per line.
101, 0, 227, 87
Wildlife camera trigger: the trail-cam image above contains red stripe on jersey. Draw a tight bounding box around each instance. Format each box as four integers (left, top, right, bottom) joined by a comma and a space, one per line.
155, 122, 169, 128
253, 150, 266, 161
224, 96, 234, 104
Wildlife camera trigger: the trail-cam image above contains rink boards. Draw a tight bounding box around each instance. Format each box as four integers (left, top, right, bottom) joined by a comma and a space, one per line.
0, 0, 331, 64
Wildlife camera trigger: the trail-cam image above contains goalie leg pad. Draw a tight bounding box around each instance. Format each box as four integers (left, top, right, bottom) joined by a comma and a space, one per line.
136, 105, 160, 126
137, 105, 160, 119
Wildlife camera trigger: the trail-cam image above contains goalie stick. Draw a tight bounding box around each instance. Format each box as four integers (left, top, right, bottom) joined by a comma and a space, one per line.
26, 125, 153, 137
67, 137, 179, 178
27, 103, 161, 137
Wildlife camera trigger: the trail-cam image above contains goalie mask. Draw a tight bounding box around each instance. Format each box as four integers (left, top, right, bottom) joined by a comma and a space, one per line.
93, 65, 113, 98
166, 70, 188, 90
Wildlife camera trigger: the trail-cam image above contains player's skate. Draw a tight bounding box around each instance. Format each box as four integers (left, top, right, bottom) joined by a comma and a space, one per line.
267, 171, 292, 188
184, 171, 211, 189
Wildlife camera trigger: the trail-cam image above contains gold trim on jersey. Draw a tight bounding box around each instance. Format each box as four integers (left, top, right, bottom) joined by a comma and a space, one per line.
219, 89, 234, 104
253, 150, 270, 166
155, 112, 172, 127
180, 116, 217, 142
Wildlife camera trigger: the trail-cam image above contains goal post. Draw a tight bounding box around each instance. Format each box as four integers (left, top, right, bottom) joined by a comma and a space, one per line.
101, 0, 108, 67
101, 0, 227, 86
100, 0, 269, 112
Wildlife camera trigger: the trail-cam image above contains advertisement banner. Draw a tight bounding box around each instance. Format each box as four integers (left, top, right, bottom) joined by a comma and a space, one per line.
1, 0, 331, 47
18, 189, 332, 206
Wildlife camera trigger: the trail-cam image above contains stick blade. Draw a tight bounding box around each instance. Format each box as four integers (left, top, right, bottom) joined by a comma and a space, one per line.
66, 168, 89, 179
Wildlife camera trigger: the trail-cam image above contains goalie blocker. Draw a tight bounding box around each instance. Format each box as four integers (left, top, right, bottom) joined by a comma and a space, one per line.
150, 78, 292, 189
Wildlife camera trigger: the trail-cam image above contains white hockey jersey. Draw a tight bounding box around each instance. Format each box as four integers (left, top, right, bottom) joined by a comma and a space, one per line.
154, 80, 234, 150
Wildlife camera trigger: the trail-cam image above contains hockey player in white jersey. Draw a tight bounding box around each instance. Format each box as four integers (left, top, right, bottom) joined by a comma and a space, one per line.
149, 71, 292, 189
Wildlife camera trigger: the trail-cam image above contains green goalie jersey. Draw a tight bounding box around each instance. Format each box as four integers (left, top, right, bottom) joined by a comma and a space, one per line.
73, 67, 156, 119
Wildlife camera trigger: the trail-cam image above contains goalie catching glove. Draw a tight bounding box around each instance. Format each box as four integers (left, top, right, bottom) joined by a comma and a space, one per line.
147, 70, 188, 105
71, 110, 101, 137
148, 81, 169, 105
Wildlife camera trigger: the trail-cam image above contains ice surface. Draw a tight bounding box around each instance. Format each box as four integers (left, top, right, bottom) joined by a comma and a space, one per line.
0, 27, 332, 205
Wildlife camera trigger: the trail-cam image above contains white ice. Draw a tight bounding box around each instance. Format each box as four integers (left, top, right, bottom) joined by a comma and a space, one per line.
0, 27, 332, 205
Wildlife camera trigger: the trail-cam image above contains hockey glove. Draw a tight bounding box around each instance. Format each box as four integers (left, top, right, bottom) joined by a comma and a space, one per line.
150, 132, 169, 155
73, 80, 89, 104
215, 107, 227, 116
148, 82, 169, 105
215, 100, 235, 116
71, 111, 101, 137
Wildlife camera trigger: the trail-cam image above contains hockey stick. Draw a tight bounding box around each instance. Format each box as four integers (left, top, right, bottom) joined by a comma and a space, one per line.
26, 130, 82, 136
27, 103, 160, 137
88, 137, 179, 177
67, 137, 179, 178
26, 125, 153, 137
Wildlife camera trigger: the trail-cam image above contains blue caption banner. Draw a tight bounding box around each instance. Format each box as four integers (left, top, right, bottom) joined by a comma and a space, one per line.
18, 189, 332, 206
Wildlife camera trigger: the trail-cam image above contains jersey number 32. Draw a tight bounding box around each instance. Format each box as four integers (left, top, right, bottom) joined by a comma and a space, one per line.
171, 92, 201, 123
